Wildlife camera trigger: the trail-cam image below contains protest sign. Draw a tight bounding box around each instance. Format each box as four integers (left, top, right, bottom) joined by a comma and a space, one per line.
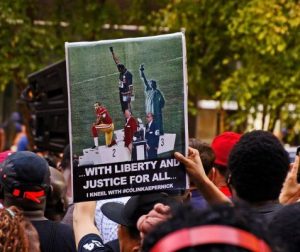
66, 32, 188, 202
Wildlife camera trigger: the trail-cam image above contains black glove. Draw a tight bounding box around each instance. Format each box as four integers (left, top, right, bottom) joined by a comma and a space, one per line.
109, 46, 114, 53
140, 64, 144, 72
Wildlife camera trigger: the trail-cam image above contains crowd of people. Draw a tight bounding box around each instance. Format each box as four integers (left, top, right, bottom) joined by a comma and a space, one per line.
0, 128, 300, 252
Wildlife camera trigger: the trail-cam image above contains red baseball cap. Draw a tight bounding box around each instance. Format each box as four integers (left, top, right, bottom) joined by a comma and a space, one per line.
211, 132, 241, 167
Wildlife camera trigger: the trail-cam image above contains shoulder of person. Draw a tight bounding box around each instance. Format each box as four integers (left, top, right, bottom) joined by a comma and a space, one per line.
55, 221, 74, 233
33, 220, 76, 251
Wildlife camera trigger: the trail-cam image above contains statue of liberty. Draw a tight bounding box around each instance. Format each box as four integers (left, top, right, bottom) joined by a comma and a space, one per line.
139, 64, 165, 135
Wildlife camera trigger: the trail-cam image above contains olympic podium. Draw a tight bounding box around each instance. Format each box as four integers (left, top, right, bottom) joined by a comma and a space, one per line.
157, 134, 176, 154
132, 140, 147, 161
78, 131, 176, 166
78, 143, 131, 166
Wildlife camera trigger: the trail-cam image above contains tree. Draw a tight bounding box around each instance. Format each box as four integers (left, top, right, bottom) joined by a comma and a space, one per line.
0, 0, 168, 92
3, 0, 300, 141
0, 1, 57, 92
0, 1, 125, 92
149, 0, 243, 98
149, 0, 300, 138
145, 0, 248, 135
0, 0, 153, 147
217, 0, 300, 132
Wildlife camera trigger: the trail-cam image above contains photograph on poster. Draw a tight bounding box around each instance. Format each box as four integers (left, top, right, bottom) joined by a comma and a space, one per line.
66, 32, 188, 202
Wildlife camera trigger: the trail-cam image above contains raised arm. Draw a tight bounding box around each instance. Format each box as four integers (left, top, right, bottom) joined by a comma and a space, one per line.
175, 148, 232, 205
139, 64, 151, 90
279, 155, 300, 204
73, 201, 100, 249
109, 46, 120, 65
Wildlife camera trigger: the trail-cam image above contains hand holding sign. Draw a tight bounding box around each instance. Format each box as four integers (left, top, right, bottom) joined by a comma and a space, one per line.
175, 148, 231, 205
279, 155, 300, 204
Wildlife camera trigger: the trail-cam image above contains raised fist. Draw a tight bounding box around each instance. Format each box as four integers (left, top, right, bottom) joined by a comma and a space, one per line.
109, 46, 114, 53
139, 64, 144, 72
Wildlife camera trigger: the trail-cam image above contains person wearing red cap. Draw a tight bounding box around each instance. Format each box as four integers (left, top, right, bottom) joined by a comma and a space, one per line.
176, 130, 290, 222
210, 132, 241, 197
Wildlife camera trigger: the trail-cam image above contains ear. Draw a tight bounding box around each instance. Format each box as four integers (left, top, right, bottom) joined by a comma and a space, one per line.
208, 167, 216, 183
185, 191, 192, 202
130, 244, 140, 252
46, 185, 54, 199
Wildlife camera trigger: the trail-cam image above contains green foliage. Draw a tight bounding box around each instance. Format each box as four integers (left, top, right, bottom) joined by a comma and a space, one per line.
148, 0, 243, 98
219, 0, 300, 131
2, 0, 300, 137
148, 0, 300, 134
0, 1, 57, 90
0, 0, 147, 91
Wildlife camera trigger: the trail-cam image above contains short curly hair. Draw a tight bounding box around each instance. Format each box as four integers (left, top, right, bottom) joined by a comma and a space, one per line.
228, 130, 289, 203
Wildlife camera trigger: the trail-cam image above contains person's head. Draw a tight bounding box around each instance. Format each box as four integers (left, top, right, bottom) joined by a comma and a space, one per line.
58, 144, 73, 202
101, 193, 178, 252
125, 109, 131, 119
45, 167, 68, 221
269, 202, 300, 252
228, 130, 289, 203
93, 102, 101, 110
59, 144, 70, 172
211, 132, 241, 179
117, 63, 126, 73
150, 80, 157, 90
0, 206, 40, 252
0, 151, 50, 212
146, 113, 154, 124
142, 203, 273, 252
189, 138, 215, 175
15, 122, 23, 133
